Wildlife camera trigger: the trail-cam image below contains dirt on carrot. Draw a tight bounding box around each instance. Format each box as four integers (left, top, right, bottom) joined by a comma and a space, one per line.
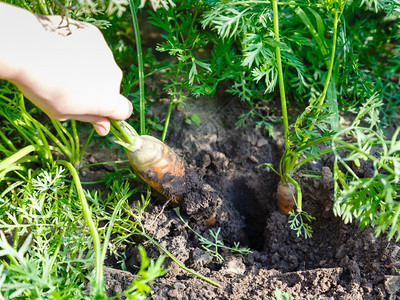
126, 134, 186, 203
151, 164, 246, 240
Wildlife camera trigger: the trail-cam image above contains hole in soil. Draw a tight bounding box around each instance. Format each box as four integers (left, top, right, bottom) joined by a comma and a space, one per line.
339, 268, 352, 285
227, 178, 268, 251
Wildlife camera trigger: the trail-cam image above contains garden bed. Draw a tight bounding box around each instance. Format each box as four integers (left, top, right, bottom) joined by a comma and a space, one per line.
85, 94, 400, 299
2, 1, 400, 298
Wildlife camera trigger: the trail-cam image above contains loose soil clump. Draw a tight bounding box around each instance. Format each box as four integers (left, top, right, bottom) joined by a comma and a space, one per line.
99, 95, 400, 299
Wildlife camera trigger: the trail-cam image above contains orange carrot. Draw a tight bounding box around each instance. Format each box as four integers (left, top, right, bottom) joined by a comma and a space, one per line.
276, 181, 296, 214
126, 135, 185, 202
111, 120, 185, 203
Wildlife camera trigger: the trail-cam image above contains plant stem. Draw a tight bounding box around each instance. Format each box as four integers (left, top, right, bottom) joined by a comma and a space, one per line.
71, 120, 80, 166
80, 159, 129, 170
79, 128, 95, 163
293, 6, 329, 62
0, 128, 16, 152
318, 12, 339, 106
295, 134, 335, 153
286, 175, 302, 211
333, 133, 396, 176
293, 145, 347, 171
161, 60, 183, 142
0, 145, 37, 171
110, 120, 139, 144
161, 7, 200, 142
162, 94, 175, 142
57, 160, 105, 295
48, 226, 67, 272
162, 100, 174, 142
51, 120, 73, 156
36, 0, 50, 15
100, 192, 131, 264
129, 0, 145, 135
285, 12, 341, 178
272, 0, 290, 180
208, 0, 324, 7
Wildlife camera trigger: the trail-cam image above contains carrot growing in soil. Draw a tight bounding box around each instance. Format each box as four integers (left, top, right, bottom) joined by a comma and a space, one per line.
271, 0, 298, 216
110, 120, 186, 202
268, 0, 343, 238
276, 181, 296, 214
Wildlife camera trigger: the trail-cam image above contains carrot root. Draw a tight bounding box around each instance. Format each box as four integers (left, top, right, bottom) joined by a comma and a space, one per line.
126, 135, 185, 202
276, 181, 296, 214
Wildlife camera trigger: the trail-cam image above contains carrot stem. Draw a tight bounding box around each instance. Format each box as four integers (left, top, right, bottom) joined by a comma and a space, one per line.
286, 175, 302, 212
110, 120, 143, 153
110, 120, 139, 143
272, 0, 289, 152
272, 0, 291, 184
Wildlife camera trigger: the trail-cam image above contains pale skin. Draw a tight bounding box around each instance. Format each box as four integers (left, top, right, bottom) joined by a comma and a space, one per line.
0, 3, 133, 136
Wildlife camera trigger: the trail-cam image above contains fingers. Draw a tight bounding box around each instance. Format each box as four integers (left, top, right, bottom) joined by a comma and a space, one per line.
97, 93, 133, 121
64, 94, 132, 136
51, 89, 132, 126
92, 118, 110, 136
51, 93, 132, 135
64, 115, 109, 136
87, 94, 133, 136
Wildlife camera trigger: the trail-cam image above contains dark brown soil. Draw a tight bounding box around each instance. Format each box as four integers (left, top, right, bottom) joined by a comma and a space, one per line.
96, 95, 400, 299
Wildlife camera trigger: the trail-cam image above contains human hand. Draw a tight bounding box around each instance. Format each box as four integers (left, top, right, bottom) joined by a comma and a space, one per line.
0, 3, 132, 136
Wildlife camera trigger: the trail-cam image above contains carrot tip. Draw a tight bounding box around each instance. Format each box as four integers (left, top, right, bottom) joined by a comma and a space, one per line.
205, 217, 217, 226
